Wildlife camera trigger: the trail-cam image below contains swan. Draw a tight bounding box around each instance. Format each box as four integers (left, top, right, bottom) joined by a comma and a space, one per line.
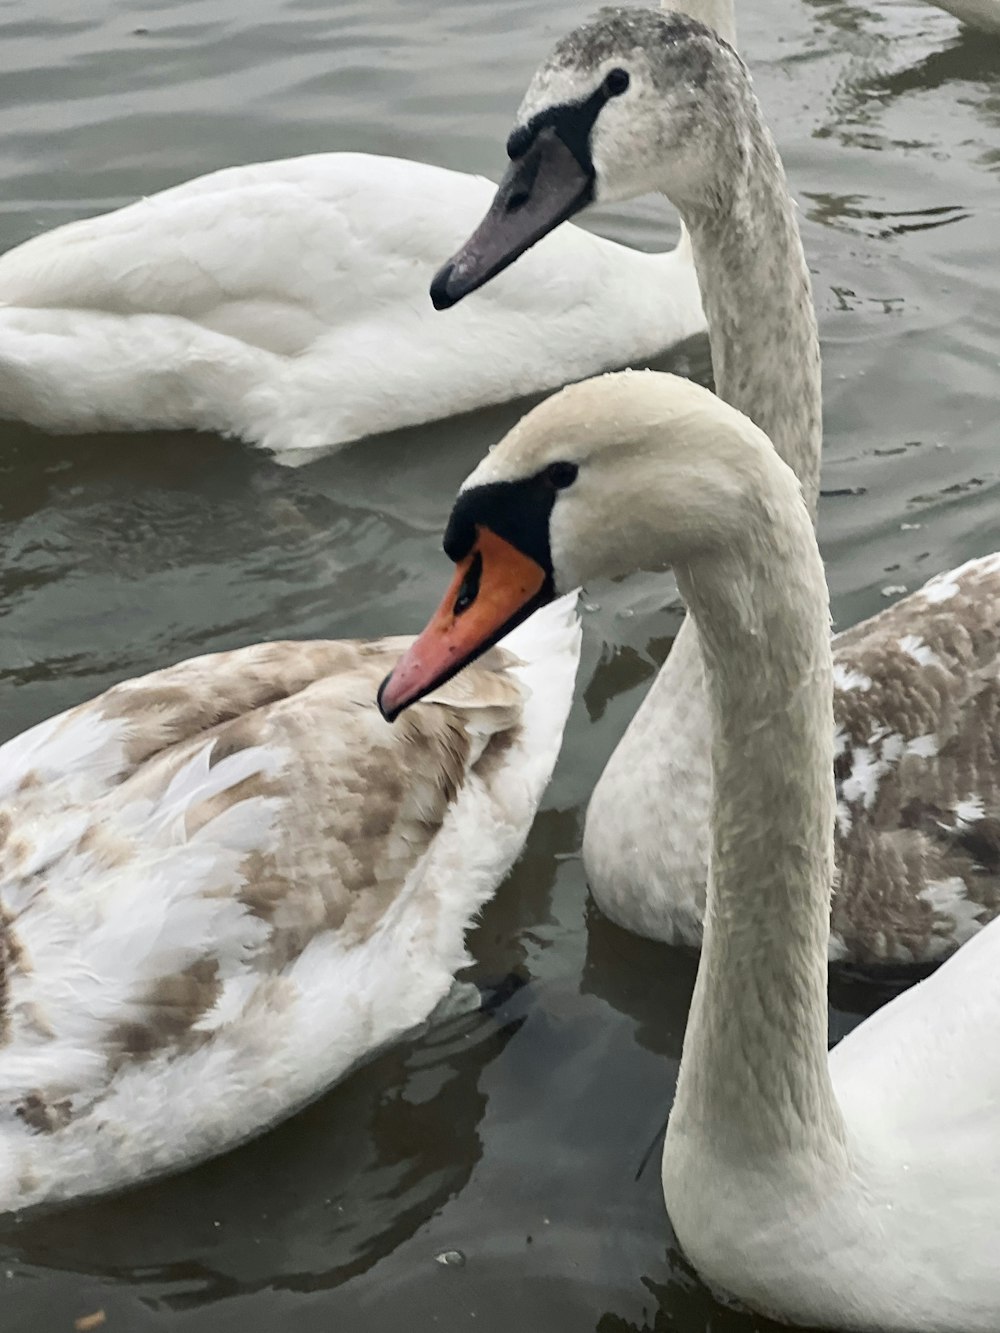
0, 151, 703, 458
427, 4, 1000, 967
0, 600, 580, 1210
378, 368, 1000, 1332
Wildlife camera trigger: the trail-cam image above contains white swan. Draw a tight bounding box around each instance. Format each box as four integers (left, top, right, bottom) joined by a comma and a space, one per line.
429, 4, 1000, 967
0, 151, 702, 459
0, 600, 580, 1210
380, 368, 1000, 1332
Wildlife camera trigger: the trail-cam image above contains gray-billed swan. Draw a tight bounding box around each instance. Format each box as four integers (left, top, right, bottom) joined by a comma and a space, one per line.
428, 4, 1000, 967
379, 368, 1000, 1332
0, 601, 579, 1209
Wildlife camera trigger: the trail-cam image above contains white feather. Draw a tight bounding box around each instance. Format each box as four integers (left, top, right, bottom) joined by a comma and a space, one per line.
0, 614, 581, 1210
0, 154, 703, 458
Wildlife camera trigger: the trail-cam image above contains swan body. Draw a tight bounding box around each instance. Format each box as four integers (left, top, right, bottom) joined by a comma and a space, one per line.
0, 153, 703, 457
432, 2, 1000, 966
595, 550, 1000, 963
0, 599, 580, 1210
382, 368, 1000, 1331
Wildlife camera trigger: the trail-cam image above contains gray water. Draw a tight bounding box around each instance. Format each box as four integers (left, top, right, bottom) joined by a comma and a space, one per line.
0, 0, 998, 1328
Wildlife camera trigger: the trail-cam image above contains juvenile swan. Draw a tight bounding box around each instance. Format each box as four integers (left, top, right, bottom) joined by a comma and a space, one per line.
430, 6, 1000, 966
0, 603, 579, 1210
380, 370, 1000, 1332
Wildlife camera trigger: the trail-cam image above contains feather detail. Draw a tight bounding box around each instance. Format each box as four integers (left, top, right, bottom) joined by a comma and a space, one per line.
0, 154, 702, 457
831, 553, 1000, 963
0, 598, 581, 1210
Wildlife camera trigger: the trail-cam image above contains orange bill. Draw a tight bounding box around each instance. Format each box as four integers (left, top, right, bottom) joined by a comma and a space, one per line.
378, 526, 549, 721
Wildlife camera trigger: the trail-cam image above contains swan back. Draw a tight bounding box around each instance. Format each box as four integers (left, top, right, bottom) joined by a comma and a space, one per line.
0, 153, 703, 454
0, 600, 581, 1209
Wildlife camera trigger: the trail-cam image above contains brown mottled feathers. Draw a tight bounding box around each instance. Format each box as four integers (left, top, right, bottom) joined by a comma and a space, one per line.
0, 637, 527, 1059
831, 557, 1000, 964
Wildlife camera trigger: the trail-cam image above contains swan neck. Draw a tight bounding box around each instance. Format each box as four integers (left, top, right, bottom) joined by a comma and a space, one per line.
683, 129, 822, 516
669, 494, 845, 1161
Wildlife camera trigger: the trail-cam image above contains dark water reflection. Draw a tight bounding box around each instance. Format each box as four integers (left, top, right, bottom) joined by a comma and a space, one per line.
2, 0, 1000, 1328
4, 1004, 515, 1301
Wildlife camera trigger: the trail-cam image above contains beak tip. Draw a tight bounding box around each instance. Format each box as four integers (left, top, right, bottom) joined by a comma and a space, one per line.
376, 674, 401, 724
430, 262, 459, 310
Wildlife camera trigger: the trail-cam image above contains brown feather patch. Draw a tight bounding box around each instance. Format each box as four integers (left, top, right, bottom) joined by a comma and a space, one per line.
832, 557, 1000, 963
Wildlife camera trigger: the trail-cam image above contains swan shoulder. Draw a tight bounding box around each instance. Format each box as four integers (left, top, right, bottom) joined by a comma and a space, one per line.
0, 597, 580, 1208
828, 552, 1000, 963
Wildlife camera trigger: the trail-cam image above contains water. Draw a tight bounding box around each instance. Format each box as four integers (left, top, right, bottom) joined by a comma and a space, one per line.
0, 0, 998, 1327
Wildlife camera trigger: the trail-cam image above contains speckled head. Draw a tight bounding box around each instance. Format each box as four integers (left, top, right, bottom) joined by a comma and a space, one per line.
430, 6, 751, 309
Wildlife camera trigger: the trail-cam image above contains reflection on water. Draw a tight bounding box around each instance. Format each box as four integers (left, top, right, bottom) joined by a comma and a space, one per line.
2, 0, 1000, 1328
2, 1002, 522, 1303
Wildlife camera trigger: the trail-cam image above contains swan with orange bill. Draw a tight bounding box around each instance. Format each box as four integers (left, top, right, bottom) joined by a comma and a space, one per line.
377, 367, 1000, 1333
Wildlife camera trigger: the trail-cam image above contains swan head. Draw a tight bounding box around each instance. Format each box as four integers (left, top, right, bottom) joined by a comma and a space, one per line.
430, 7, 750, 309
378, 371, 784, 720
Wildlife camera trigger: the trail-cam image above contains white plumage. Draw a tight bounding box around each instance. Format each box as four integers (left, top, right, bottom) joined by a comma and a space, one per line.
0, 598, 580, 1210
427, 367, 1000, 1331
0, 153, 702, 458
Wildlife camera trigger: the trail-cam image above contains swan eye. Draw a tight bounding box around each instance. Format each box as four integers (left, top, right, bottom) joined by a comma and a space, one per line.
604, 67, 630, 97
544, 461, 579, 490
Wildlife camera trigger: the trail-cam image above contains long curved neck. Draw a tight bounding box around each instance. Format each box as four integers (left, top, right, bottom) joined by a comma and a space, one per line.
668, 486, 845, 1161
683, 120, 822, 515
632, 74, 825, 911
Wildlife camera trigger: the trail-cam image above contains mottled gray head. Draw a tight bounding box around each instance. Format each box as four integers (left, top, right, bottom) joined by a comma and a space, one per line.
431, 7, 753, 309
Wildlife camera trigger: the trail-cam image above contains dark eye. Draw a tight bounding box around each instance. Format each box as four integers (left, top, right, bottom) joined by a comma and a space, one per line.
544, 461, 578, 490
604, 67, 630, 97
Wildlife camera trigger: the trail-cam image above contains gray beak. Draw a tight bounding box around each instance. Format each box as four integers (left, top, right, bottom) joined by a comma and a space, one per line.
430, 127, 595, 310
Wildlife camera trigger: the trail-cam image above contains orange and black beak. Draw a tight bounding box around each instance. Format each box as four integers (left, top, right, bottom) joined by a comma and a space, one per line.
377, 525, 552, 722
